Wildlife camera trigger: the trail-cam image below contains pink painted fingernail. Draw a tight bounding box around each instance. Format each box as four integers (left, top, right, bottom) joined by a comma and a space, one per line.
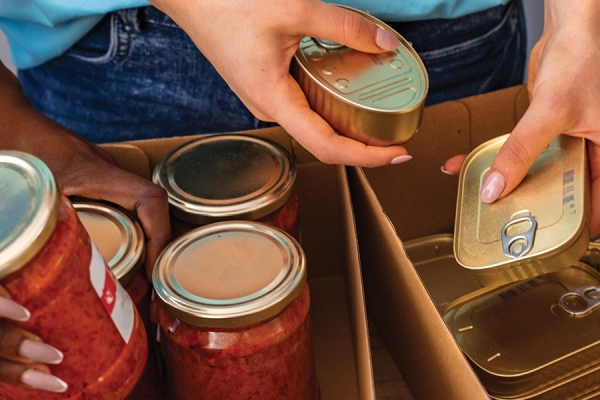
391, 155, 412, 165
0, 297, 30, 321
20, 339, 64, 364
376, 28, 400, 51
21, 369, 68, 393
480, 171, 506, 203
441, 166, 457, 175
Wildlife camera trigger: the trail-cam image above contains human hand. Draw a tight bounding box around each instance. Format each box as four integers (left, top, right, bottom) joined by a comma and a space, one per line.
150, 0, 412, 167
0, 63, 171, 279
0, 286, 66, 392
442, 1, 600, 235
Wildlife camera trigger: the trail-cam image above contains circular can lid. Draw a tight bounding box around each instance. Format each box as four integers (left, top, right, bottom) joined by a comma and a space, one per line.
0, 151, 60, 279
153, 221, 306, 328
74, 201, 145, 285
152, 134, 296, 225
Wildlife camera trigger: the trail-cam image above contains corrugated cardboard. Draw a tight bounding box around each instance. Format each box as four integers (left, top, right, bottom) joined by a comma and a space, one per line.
101, 127, 376, 400
347, 85, 531, 399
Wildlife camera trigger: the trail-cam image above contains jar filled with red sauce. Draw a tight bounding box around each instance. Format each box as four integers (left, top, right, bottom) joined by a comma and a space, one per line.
153, 221, 319, 400
152, 134, 300, 241
74, 201, 166, 399
0, 151, 147, 399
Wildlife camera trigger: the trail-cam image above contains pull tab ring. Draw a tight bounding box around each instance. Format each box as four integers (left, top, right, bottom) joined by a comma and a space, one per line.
312, 38, 345, 50
501, 216, 537, 259
559, 286, 600, 316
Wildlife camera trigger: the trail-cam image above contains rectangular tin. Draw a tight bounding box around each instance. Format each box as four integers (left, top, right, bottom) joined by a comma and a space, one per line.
441, 263, 600, 399
404, 234, 482, 309
454, 134, 590, 287
291, 5, 428, 147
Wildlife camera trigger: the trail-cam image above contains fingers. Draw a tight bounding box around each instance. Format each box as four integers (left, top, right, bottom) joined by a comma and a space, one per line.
441, 154, 467, 175
0, 361, 67, 393
305, 3, 400, 52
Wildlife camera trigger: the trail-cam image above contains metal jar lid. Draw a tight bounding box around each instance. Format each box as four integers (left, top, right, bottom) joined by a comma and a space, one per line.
152, 134, 297, 225
74, 201, 145, 286
292, 5, 428, 147
454, 134, 590, 287
0, 151, 60, 279
441, 262, 600, 398
153, 221, 306, 328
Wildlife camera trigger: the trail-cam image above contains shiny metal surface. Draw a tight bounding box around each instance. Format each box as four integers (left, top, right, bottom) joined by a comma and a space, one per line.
153, 221, 306, 328
75, 201, 145, 286
455, 134, 590, 287
0, 151, 60, 278
153, 134, 296, 225
292, 6, 428, 146
442, 263, 600, 399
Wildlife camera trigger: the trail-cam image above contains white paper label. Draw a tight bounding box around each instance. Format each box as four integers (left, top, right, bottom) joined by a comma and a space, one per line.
89, 243, 134, 343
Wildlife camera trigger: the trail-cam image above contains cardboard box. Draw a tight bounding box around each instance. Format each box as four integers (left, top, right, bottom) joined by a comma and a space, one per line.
347, 85, 531, 399
101, 127, 376, 400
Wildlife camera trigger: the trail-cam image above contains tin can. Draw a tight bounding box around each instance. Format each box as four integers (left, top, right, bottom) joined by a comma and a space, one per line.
291, 5, 428, 146
454, 134, 590, 287
74, 201, 166, 400
0, 151, 147, 399
580, 239, 600, 272
442, 262, 600, 400
152, 134, 300, 241
153, 221, 319, 400
404, 234, 482, 309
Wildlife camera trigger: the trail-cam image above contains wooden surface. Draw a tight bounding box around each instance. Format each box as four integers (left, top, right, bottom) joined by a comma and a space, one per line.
369, 319, 415, 400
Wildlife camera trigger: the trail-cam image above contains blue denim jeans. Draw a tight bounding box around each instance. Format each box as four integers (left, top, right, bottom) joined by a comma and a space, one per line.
18, 1, 525, 144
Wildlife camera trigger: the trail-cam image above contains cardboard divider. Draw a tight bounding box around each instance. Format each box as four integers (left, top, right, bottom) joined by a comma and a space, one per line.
347, 85, 531, 399
100, 128, 376, 400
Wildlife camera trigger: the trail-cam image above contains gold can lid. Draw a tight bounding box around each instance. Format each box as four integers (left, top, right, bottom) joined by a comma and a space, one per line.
442, 263, 600, 397
292, 6, 428, 146
455, 134, 589, 277
153, 221, 306, 328
74, 201, 145, 285
0, 151, 60, 279
152, 134, 296, 225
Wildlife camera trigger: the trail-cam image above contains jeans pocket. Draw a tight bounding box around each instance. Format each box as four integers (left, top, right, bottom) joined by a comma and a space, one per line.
64, 14, 120, 64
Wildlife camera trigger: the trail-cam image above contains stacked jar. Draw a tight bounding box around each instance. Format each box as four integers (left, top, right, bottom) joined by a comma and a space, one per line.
74, 201, 166, 399
152, 134, 300, 241
0, 151, 147, 399
153, 221, 319, 400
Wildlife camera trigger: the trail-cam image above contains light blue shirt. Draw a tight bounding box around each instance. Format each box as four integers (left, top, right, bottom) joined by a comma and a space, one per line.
0, 0, 509, 70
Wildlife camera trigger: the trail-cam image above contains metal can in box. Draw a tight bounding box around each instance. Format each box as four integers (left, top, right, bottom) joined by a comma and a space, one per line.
152, 134, 300, 240
454, 134, 590, 287
441, 262, 600, 400
291, 5, 428, 146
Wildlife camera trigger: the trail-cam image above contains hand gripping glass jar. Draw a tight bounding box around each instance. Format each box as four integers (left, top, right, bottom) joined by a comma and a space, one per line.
0, 151, 147, 399
152, 134, 300, 242
153, 221, 319, 400
74, 201, 166, 400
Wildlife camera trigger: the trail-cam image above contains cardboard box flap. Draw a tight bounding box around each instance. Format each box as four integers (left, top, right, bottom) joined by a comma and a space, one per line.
101, 143, 152, 180
347, 166, 488, 400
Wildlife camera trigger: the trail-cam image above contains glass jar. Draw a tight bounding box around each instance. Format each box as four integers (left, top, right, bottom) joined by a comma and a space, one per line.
0, 151, 147, 399
74, 201, 166, 399
152, 134, 300, 241
154, 221, 319, 400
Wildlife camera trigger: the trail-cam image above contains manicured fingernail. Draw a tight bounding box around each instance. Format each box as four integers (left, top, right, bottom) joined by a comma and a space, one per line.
391, 155, 412, 165
480, 171, 506, 203
376, 28, 400, 51
21, 369, 68, 393
20, 339, 63, 364
441, 166, 457, 175
0, 297, 30, 321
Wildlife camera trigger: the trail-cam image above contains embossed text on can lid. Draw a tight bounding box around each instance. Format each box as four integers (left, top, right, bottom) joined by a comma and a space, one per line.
152, 134, 296, 225
153, 221, 306, 328
454, 134, 590, 286
74, 201, 145, 286
292, 5, 429, 146
0, 151, 60, 279
441, 263, 600, 398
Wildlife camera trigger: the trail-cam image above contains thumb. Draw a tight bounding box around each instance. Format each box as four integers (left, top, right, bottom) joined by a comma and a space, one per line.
306, 3, 400, 53
480, 94, 566, 203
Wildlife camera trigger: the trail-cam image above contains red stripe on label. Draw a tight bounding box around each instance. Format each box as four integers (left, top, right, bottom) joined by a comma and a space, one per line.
100, 268, 117, 315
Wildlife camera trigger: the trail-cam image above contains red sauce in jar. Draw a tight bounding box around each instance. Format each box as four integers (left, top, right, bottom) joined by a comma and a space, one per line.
154, 221, 319, 400
0, 195, 148, 399
158, 284, 318, 399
